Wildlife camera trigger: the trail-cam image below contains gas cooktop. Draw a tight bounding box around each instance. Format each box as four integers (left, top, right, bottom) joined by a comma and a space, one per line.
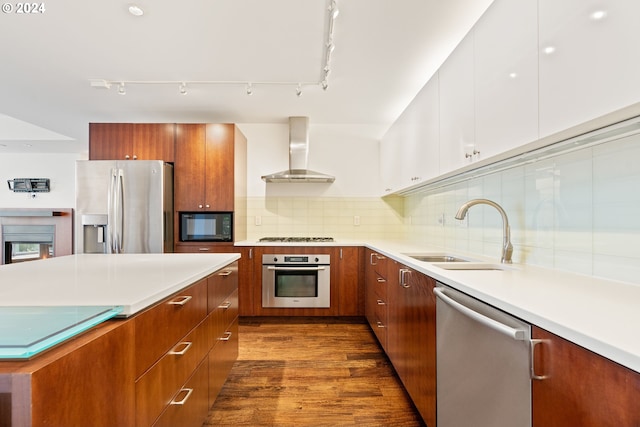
258, 237, 335, 243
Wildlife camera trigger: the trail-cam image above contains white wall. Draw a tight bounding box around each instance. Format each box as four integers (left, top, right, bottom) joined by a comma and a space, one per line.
238, 123, 383, 198
0, 153, 84, 208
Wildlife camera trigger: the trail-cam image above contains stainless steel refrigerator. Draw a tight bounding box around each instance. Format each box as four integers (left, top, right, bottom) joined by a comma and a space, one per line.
75, 160, 173, 254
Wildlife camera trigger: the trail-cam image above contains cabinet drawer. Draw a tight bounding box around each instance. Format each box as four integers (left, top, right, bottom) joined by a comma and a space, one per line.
208, 289, 238, 348
136, 318, 210, 427
153, 358, 210, 427
209, 318, 239, 405
369, 299, 388, 350
208, 262, 238, 313
369, 252, 388, 277
134, 278, 208, 378
370, 271, 388, 300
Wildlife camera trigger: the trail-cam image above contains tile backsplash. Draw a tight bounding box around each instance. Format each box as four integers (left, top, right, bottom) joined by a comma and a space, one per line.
245, 127, 640, 286
405, 129, 640, 286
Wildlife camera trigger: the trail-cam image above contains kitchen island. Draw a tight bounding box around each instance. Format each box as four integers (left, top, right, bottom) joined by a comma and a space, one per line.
0, 253, 240, 427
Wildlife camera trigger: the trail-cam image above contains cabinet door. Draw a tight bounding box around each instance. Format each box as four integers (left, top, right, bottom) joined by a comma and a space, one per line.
132, 123, 175, 162
89, 123, 133, 160
474, 0, 538, 158
380, 124, 404, 194
439, 32, 476, 172
379, 75, 439, 194
174, 124, 206, 211
539, 0, 640, 137
387, 266, 436, 427
204, 124, 234, 211
532, 326, 640, 427
335, 247, 362, 316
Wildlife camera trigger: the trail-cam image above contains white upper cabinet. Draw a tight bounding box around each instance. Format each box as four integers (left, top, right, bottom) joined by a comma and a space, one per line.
539, 0, 640, 137
380, 74, 440, 194
439, 32, 476, 173
474, 0, 539, 159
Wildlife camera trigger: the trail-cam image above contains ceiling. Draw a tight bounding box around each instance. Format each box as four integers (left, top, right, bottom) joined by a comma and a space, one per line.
0, 0, 493, 154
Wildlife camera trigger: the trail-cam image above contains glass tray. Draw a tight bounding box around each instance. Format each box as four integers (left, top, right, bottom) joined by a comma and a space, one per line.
0, 305, 123, 359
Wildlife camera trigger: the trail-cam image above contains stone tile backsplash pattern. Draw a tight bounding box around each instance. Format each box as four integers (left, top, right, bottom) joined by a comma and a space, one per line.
246, 131, 640, 286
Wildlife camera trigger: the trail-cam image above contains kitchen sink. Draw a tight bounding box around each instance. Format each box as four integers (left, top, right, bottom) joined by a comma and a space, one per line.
430, 262, 512, 271
403, 253, 470, 263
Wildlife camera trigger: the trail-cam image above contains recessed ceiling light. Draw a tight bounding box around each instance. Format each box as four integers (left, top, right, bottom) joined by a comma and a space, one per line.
128, 5, 144, 16
590, 10, 607, 21
543, 46, 556, 55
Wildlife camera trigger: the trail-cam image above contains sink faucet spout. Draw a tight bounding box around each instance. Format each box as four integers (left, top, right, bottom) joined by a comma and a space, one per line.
455, 199, 513, 264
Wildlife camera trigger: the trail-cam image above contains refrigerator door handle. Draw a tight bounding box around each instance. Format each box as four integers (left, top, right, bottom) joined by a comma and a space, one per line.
115, 169, 124, 253
108, 168, 117, 253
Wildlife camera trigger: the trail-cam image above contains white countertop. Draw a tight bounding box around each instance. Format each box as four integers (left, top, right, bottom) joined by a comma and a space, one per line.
238, 238, 640, 373
0, 253, 240, 317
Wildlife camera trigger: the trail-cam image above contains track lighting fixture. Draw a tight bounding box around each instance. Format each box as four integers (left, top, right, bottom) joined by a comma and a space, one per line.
92, 0, 339, 95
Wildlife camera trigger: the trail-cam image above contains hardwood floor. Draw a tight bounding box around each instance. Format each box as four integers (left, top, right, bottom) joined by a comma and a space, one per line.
204, 317, 425, 427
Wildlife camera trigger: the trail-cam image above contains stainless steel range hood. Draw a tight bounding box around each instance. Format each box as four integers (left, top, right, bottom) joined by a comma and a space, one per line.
261, 117, 335, 183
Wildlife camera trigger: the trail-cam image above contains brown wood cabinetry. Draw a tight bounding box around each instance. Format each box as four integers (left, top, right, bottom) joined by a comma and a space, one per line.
174, 123, 245, 212
386, 264, 436, 427
335, 246, 364, 316
0, 262, 239, 427
89, 123, 175, 162
532, 326, 640, 427
246, 246, 361, 317
364, 249, 391, 350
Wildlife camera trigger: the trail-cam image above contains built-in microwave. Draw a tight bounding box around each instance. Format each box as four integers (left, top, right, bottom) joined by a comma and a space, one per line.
179, 212, 233, 242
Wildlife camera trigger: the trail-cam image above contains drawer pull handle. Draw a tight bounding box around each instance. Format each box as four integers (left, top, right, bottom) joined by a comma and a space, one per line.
376, 321, 385, 328
218, 331, 233, 341
170, 388, 193, 405
168, 341, 192, 355
376, 277, 386, 283
198, 247, 210, 251
376, 299, 386, 306
218, 301, 232, 309
218, 270, 233, 276
168, 295, 192, 306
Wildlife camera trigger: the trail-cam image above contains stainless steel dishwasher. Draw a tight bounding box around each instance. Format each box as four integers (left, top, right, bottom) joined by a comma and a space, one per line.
434, 284, 532, 427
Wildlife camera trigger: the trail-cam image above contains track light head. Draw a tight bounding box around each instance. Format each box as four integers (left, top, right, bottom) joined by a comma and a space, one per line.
179, 82, 187, 95
117, 82, 126, 95
296, 84, 302, 97
246, 83, 253, 95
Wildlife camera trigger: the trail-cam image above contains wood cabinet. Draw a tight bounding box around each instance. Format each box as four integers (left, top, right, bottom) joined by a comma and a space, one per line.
365, 256, 436, 426
532, 326, 640, 427
174, 123, 246, 213
335, 246, 364, 316
89, 123, 175, 162
0, 320, 136, 427
0, 262, 239, 427
364, 249, 391, 350
247, 246, 361, 317
538, 0, 640, 138
386, 264, 436, 427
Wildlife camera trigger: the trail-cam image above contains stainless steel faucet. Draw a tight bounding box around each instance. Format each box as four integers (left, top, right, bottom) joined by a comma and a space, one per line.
455, 199, 513, 264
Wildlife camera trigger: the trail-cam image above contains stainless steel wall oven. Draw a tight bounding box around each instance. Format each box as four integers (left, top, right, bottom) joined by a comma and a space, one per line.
262, 254, 330, 308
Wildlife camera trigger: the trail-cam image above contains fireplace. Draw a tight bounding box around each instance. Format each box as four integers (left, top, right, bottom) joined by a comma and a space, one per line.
0, 209, 73, 265
3, 225, 55, 264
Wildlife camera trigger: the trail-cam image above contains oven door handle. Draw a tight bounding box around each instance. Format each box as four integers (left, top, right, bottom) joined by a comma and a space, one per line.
267, 266, 326, 271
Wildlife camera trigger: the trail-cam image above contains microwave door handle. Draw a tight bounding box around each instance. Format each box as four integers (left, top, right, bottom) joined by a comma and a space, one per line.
267, 266, 326, 271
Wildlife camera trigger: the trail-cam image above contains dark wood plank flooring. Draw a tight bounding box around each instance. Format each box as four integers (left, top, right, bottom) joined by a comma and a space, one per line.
204, 317, 425, 427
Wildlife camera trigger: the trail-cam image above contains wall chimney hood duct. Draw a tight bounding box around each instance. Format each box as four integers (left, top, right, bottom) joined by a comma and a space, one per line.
261, 117, 335, 183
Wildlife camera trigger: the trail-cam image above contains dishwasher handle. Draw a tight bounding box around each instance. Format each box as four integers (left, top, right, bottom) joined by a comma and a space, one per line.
434, 287, 527, 341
